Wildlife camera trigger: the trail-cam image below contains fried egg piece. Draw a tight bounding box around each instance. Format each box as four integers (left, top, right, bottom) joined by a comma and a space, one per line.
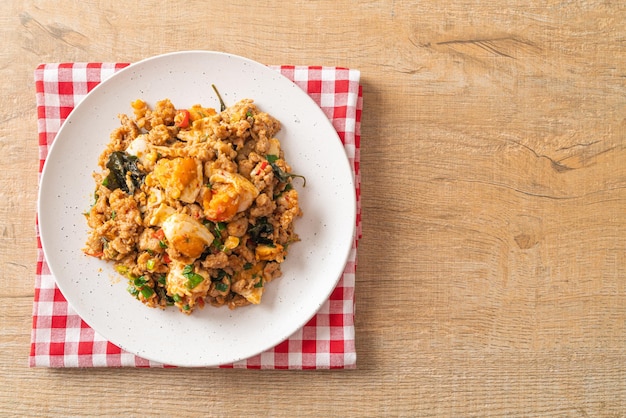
126, 135, 149, 162
202, 169, 259, 222
166, 260, 210, 296
165, 261, 210, 313
255, 243, 285, 262
231, 262, 265, 305
161, 212, 214, 259
147, 202, 175, 226
153, 157, 202, 203
238, 287, 263, 305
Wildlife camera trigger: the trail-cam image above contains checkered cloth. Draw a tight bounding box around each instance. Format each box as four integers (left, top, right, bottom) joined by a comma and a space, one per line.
30, 62, 362, 369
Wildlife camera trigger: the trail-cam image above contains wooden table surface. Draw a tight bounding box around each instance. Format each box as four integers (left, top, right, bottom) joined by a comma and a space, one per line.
2, 1, 625, 416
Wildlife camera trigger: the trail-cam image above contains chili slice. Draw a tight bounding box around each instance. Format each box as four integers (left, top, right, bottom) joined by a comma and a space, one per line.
174, 109, 190, 128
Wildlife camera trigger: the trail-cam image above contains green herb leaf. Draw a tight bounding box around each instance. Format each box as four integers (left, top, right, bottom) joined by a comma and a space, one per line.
157, 275, 166, 286
212, 269, 231, 282
215, 282, 229, 292
248, 217, 274, 245
182, 264, 204, 289
212, 238, 223, 249
266, 154, 279, 163
104, 151, 146, 194
269, 161, 307, 187
140, 286, 155, 299
127, 285, 139, 297
186, 273, 204, 289
133, 276, 147, 287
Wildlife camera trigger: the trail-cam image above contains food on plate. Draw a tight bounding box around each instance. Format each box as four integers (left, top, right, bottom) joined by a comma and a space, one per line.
83, 96, 303, 314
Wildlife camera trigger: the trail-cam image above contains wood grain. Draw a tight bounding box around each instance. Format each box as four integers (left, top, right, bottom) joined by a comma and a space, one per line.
1, 1, 625, 416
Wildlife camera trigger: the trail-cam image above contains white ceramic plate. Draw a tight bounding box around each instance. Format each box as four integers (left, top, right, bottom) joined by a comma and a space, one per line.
38, 51, 356, 367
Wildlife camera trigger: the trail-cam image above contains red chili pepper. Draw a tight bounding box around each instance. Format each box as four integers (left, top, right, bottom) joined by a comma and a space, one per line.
87, 251, 104, 258
163, 253, 171, 264
255, 161, 268, 176
175, 109, 190, 128
153, 228, 165, 240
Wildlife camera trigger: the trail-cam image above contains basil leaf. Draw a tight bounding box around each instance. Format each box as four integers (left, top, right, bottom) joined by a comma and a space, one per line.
212, 269, 231, 282
268, 161, 306, 187
248, 217, 274, 245
104, 151, 146, 194
215, 282, 229, 292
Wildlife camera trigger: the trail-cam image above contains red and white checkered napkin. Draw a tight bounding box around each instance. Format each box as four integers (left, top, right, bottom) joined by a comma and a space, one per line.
30, 63, 362, 369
